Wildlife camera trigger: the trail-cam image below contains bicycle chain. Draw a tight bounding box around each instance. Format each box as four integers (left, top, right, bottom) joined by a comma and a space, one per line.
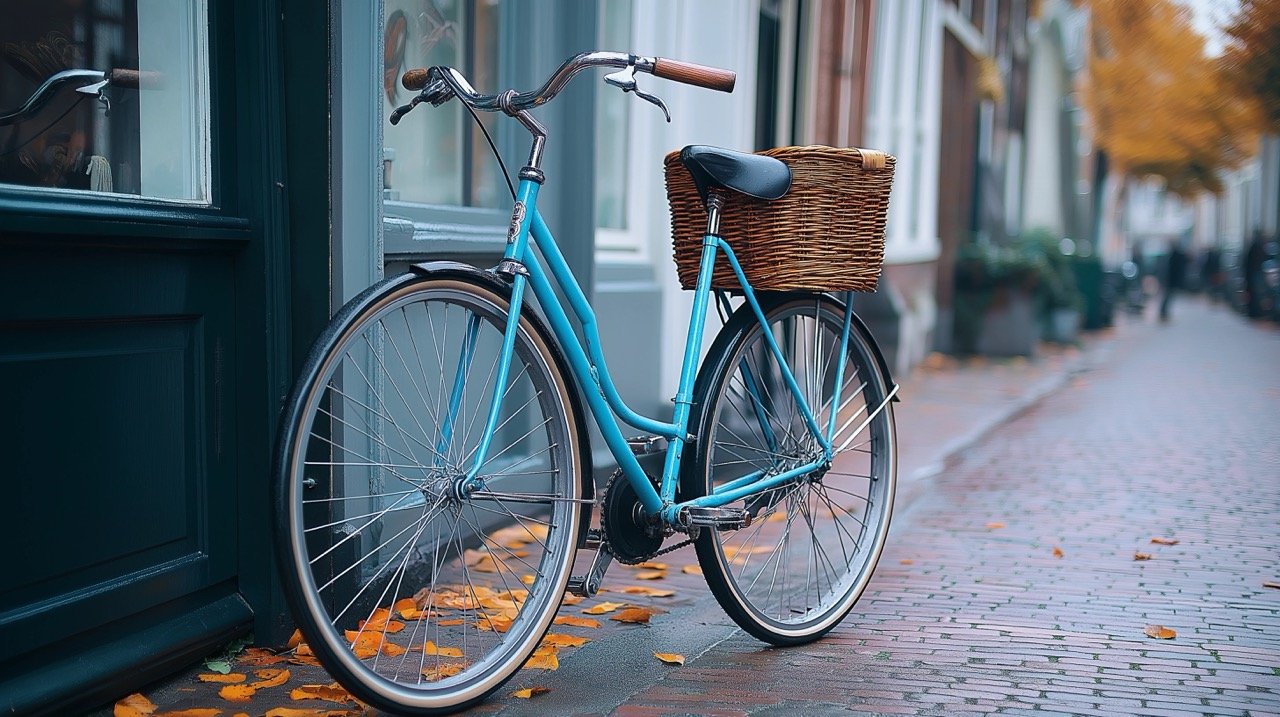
599, 469, 696, 564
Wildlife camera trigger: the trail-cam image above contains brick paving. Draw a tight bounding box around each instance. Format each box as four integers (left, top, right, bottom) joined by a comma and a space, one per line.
98, 300, 1280, 716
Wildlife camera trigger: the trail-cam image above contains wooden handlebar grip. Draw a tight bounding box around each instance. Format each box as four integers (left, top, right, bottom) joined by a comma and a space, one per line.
108, 69, 161, 89
402, 68, 431, 91
652, 58, 736, 93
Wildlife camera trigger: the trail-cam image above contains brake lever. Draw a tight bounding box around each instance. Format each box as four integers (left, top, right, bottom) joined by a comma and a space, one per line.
604, 65, 670, 123
390, 72, 455, 125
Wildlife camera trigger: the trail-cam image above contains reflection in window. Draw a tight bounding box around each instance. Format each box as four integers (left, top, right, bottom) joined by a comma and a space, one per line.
383, 0, 506, 209
0, 0, 210, 202
594, 0, 631, 231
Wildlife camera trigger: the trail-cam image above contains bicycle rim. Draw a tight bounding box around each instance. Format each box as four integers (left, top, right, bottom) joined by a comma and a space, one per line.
278, 275, 582, 713
689, 294, 896, 644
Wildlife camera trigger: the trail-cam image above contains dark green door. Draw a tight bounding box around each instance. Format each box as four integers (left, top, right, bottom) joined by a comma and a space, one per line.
0, 2, 301, 712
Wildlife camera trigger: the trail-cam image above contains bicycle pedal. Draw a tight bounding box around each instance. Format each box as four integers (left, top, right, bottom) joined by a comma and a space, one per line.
626, 435, 668, 457
567, 532, 613, 597
679, 506, 752, 531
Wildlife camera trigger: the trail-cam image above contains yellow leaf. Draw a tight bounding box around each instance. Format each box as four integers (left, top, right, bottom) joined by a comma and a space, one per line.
114, 693, 157, 717
611, 607, 656, 624
286, 629, 304, 649
218, 684, 257, 703
239, 648, 289, 666
1134, 552, 1153, 561
618, 585, 675, 597
294, 643, 313, 657
553, 615, 600, 629
984, 522, 1005, 530
582, 601, 625, 615
523, 648, 559, 670
560, 592, 584, 605
421, 663, 467, 680
899, 559, 913, 565
1150, 537, 1179, 546
520, 574, 537, 586
154, 710, 223, 717
414, 641, 464, 658
393, 597, 418, 618
654, 652, 685, 665
289, 682, 355, 704
437, 618, 464, 626
381, 642, 406, 657
681, 564, 702, 576
250, 668, 290, 689
198, 673, 246, 683
266, 709, 353, 717
475, 614, 513, 633
540, 633, 589, 648
634, 571, 665, 581
630, 561, 668, 570
1144, 624, 1177, 640
1052, 546, 1064, 558
512, 686, 551, 698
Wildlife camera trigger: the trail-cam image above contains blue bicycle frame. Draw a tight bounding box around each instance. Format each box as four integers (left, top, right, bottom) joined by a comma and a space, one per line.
450, 173, 860, 527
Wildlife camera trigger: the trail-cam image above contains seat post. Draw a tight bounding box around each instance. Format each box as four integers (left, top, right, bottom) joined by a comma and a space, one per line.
704, 189, 725, 237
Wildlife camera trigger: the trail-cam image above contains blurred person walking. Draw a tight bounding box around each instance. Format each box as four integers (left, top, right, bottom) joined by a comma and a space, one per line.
1245, 231, 1268, 319
1201, 247, 1224, 304
1160, 240, 1187, 322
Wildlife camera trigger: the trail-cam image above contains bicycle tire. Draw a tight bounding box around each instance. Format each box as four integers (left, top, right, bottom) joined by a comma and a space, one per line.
274, 268, 587, 714
681, 293, 897, 645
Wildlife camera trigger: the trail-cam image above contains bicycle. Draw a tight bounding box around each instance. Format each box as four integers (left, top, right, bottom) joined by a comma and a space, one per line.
275, 50, 899, 714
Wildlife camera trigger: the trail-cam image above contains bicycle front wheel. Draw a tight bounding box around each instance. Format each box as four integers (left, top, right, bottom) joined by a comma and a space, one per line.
275, 271, 585, 714
682, 293, 896, 645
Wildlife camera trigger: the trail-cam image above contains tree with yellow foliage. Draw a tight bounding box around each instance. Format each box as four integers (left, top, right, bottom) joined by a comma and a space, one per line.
1086, 0, 1256, 196
1221, 0, 1280, 133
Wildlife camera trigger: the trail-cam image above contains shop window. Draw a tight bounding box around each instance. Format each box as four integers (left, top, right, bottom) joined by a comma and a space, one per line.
0, 0, 210, 203
382, 0, 506, 210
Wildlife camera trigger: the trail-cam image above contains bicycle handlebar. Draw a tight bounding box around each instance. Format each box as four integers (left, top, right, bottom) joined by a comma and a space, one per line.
0, 68, 159, 126
398, 50, 735, 118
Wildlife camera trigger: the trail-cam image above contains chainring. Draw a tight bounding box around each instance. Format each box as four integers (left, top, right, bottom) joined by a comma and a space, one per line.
600, 470, 666, 565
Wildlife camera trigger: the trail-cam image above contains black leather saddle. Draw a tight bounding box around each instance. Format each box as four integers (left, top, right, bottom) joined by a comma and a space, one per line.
679, 145, 791, 204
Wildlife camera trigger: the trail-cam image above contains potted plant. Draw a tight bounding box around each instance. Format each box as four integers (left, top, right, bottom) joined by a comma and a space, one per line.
952, 240, 1047, 356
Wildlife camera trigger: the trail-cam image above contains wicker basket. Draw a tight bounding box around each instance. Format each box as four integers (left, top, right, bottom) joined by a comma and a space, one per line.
666, 145, 895, 293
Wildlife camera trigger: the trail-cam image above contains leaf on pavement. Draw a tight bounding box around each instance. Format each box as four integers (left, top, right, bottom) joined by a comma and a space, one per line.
413, 641, 464, 657
561, 592, 584, 605
512, 686, 551, 698
984, 522, 1005, 530
217, 684, 257, 703
266, 709, 354, 717
114, 693, 157, 717
631, 561, 668, 570
249, 668, 290, 689
634, 571, 665, 580
523, 647, 559, 670
540, 633, 589, 648
618, 585, 675, 597
1150, 537, 1179, 545
198, 673, 246, 683
154, 710, 223, 717
611, 607, 655, 624
1052, 546, 1064, 558
582, 601, 624, 615
287, 629, 304, 649
289, 683, 356, 704
553, 615, 600, 628
1133, 552, 1153, 561
899, 559, 913, 565
421, 663, 467, 680
681, 564, 702, 575
239, 648, 289, 666
654, 652, 685, 665
1144, 624, 1177, 639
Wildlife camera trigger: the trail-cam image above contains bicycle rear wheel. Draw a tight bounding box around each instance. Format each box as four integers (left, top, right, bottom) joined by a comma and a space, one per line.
275, 271, 585, 714
682, 293, 896, 645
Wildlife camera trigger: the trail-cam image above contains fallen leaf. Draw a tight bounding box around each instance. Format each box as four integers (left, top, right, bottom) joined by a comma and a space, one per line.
154, 710, 223, 717
582, 601, 625, 615
618, 585, 675, 597
294, 643, 313, 657
249, 668, 290, 689
1264, 581, 1280, 590
414, 641, 464, 658
114, 693, 157, 717
560, 592, 584, 605
289, 682, 355, 704
437, 618, 465, 626
393, 597, 418, 618
266, 709, 353, 717
218, 684, 256, 703
380, 642, 406, 657
899, 559, 913, 565
288, 654, 322, 668
611, 607, 655, 624
421, 663, 467, 680
287, 629, 304, 649
512, 686, 551, 698
1052, 546, 1064, 558
984, 522, 1005, 530
523, 647, 559, 670
520, 574, 537, 586
553, 615, 600, 628
681, 564, 702, 575
1144, 624, 1177, 640
631, 561, 668, 570
634, 571, 665, 580
239, 648, 289, 666
654, 652, 685, 665
766, 510, 788, 523
1150, 537, 1179, 546
474, 614, 513, 632
540, 633, 589, 648
198, 673, 246, 683
1134, 552, 1153, 561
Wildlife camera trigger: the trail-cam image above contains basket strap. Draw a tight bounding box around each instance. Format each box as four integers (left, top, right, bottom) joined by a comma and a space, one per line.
855, 148, 887, 170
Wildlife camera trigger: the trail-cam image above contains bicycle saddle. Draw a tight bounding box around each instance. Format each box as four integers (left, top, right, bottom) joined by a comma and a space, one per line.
679, 145, 791, 203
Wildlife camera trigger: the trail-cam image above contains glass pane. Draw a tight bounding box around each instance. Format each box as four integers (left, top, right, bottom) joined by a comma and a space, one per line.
0, 0, 210, 202
594, 0, 631, 230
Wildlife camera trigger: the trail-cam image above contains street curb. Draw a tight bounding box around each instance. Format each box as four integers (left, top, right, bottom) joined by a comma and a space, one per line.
891, 343, 1107, 522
